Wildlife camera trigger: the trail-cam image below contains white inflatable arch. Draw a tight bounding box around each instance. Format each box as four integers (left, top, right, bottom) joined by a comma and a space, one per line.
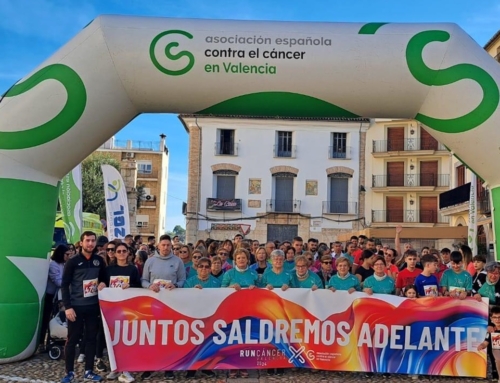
1, 15, 499, 363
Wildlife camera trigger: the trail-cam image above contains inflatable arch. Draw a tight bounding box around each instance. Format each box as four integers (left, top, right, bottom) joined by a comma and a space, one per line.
1, 15, 499, 363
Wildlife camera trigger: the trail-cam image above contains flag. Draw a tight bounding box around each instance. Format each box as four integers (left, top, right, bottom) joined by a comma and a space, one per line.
102, 164, 130, 240
58, 164, 83, 244
468, 173, 478, 255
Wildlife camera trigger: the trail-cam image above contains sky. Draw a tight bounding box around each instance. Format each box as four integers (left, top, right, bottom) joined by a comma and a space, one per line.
1, 0, 499, 232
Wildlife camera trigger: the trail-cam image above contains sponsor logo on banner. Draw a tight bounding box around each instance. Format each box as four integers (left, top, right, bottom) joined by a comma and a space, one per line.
102, 165, 130, 240
58, 164, 83, 244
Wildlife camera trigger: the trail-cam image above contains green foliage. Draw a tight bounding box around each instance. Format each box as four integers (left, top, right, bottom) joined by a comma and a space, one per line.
82, 153, 120, 219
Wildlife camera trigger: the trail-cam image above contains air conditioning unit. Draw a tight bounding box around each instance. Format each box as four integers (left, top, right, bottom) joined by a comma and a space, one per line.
145, 194, 155, 201
125, 152, 134, 158
137, 222, 143, 227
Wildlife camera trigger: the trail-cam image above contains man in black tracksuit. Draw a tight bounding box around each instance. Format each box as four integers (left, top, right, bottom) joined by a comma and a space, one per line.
61, 231, 107, 383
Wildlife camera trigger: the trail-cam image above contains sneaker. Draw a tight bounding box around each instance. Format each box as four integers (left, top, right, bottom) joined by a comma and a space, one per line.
107, 372, 120, 380
96, 359, 107, 372
164, 371, 175, 380
201, 371, 216, 378
275, 370, 284, 377
185, 371, 196, 379
267, 369, 275, 376
77, 354, 86, 363
140, 372, 152, 380
61, 371, 75, 383
84, 371, 104, 382
118, 372, 135, 383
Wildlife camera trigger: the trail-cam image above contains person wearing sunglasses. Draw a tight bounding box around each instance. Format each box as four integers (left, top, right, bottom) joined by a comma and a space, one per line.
302, 251, 318, 273
187, 249, 206, 279
104, 243, 116, 266
293, 255, 323, 290
215, 248, 233, 272
316, 254, 334, 288
98, 243, 140, 383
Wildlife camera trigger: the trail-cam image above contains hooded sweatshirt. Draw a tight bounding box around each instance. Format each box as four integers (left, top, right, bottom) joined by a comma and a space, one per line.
141, 251, 186, 288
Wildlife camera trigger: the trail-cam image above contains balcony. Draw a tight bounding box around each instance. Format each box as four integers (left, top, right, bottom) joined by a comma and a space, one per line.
322, 201, 358, 214
137, 170, 158, 179
372, 210, 450, 224
372, 139, 447, 156
479, 191, 491, 215
206, 198, 242, 211
372, 174, 450, 189
266, 199, 301, 213
439, 182, 470, 210
135, 223, 155, 234
215, 142, 238, 156
139, 199, 157, 208
329, 146, 351, 160
273, 145, 297, 158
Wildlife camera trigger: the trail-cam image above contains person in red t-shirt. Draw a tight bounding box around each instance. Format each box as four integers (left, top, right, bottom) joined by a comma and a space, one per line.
396, 250, 421, 296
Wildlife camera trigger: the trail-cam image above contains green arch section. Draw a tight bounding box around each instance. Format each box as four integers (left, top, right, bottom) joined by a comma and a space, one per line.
358, 23, 389, 34
196, 92, 359, 118
406, 30, 499, 133
0, 64, 87, 150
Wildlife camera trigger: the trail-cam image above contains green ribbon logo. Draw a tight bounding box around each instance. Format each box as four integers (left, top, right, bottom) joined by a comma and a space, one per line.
150, 30, 195, 76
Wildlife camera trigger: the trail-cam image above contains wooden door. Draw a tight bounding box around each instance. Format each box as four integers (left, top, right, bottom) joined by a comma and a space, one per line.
387, 161, 404, 186
420, 128, 438, 150
420, 196, 437, 223
386, 196, 404, 222
420, 161, 438, 186
387, 127, 404, 151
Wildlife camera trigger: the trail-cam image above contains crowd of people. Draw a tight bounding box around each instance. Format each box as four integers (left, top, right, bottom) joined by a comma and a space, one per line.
42, 229, 499, 383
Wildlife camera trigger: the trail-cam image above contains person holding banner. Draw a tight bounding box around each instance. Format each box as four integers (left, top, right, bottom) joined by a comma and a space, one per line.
98, 243, 140, 383
210, 255, 225, 280
293, 255, 323, 290
477, 306, 500, 381
362, 256, 395, 295
327, 256, 361, 293
261, 249, 293, 292
184, 257, 221, 289
140, 234, 186, 381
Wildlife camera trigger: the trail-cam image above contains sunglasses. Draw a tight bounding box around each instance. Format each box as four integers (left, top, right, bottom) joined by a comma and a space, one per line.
179, 250, 188, 253
173, 248, 181, 250
116, 250, 128, 254
218, 252, 228, 256
106, 248, 115, 252
322, 261, 332, 264
192, 256, 201, 259
307, 258, 313, 261
198, 265, 210, 269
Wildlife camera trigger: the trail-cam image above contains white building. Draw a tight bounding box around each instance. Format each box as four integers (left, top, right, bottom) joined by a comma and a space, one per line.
179, 115, 369, 243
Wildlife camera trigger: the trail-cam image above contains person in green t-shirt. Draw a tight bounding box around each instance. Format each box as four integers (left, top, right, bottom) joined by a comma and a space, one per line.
363, 256, 395, 295
261, 249, 293, 290
292, 255, 323, 289
441, 251, 472, 299
327, 256, 360, 293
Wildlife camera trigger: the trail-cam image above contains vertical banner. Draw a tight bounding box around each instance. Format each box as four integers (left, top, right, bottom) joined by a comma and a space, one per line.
469, 173, 478, 255
102, 165, 130, 240
58, 164, 83, 244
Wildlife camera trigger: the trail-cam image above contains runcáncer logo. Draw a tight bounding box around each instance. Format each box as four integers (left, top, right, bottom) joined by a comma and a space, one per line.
150, 30, 195, 76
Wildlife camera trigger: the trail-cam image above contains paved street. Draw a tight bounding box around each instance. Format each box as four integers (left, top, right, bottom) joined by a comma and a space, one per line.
0, 352, 492, 383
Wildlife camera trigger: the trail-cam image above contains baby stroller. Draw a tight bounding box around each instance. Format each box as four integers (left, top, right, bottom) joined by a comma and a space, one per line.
47, 298, 67, 360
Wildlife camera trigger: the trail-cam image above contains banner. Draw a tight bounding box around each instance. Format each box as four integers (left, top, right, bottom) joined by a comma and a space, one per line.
469, 173, 478, 255
58, 164, 83, 244
101, 165, 130, 240
99, 289, 488, 377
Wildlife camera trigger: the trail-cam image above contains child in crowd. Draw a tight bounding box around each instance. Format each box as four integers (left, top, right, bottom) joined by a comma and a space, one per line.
477, 306, 500, 380
414, 254, 440, 297
395, 250, 421, 296
404, 284, 418, 299
440, 251, 472, 299
471, 254, 487, 288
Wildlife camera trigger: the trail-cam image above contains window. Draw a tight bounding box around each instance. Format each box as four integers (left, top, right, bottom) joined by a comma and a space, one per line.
216, 173, 236, 199
136, 215, 149, 228
331, 133, 347, 159
456, 165, 465, 187
217, 129, 236, 155
276, 131, 293, 157
274, 172, 295, 212
137, 161, 152, 174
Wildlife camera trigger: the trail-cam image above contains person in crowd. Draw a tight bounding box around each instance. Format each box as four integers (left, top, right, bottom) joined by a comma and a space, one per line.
394, 225, 413, 262
134, 250, 148, 277
184, 257, 221, 289
96, 236, 109, 256
431, 249, 447, 282
221, 239, 235, 265
292, 236, 304, 256
363, 256, 395, 295
126, 246, 135, 264
313, 245, 330, 270
261, 249, 293, 291
194, 239, 206, 251
172, 235, 180, 245
284, 246, 296, 271
67, 243, 77, 257
221, 248, 257, 379
251, 240, 260, 255
250, 246, 269, 284
123, 235, 134, 248
74, 241, 82, 254
264, 241, 276, 257
395, 250, 421, 296
293, 255, 323, 290
307, 238, 319, 260
233, 233, 243, 247
353, 238, 376, 273
97, 243, 140, 383
207, 241, 219, 258
414, 254, 440, 297
440, 251, 472, 299
460, 244, 475, 275
61, 231, 107, 383
477, 306, 500, 380
141, 234, 186, 381
440, 248, 451, 267
40, 245, 70, 351
327, 257, 361, 293
172, 243, 181, 258
343, 242, 356, 265
354, 250, 375, 285
279, 241, 291, 252
404, 284, 419, 299
349, 236, 359, 248
420, 247, 430, 256
303, 251, 319, 273
473, 261, 500, 304
133, 235, 142, 246
471, 254, 487, 288
147, 236, 156, 246
236, 240, 256, 264
187, 249, 204, 279
216, 247, 233, 272
210, 255, 225, 280
178, 245, 194, 275
384, 248, 399, 280
316, 254, 334, 288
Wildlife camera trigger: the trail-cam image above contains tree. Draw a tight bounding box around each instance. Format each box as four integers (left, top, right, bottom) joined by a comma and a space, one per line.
82, 153, 120, 219
172, 225, 186, 242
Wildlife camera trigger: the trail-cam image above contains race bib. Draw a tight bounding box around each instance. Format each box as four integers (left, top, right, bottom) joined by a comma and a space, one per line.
492, 333, 500, 350
83, 278, 98, 297
154, 279, 172, 290
110, 276, 130, 288
423, 284, 438, 297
